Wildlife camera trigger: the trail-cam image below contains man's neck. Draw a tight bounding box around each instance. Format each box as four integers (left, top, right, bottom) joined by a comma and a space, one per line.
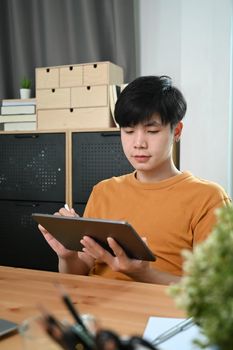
135, 164, 181, 183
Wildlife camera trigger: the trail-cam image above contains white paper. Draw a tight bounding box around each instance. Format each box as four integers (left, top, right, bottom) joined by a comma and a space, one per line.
143, 317, 210, 350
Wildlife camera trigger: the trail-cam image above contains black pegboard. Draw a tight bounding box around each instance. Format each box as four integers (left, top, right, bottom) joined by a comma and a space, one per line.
73, 203, 86, 216
0, 133, 65, 201
0, 200, 63, 271
72, 131, 133, 204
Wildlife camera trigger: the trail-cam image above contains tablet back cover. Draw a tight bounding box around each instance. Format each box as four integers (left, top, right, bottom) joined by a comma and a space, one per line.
33, 214, 156, 261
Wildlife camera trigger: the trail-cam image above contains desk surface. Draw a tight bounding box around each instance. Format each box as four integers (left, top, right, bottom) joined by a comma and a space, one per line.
0, 265, 184, 349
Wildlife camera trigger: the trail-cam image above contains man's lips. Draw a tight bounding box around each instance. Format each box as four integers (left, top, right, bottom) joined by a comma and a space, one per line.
132, 155, 151, 162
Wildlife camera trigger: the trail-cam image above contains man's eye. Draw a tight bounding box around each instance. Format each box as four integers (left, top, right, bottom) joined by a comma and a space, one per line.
148, 130, 159, 133
124, 129, 134, 134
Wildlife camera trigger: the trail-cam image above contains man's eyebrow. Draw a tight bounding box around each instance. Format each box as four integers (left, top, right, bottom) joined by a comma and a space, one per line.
143, 120, 162, 127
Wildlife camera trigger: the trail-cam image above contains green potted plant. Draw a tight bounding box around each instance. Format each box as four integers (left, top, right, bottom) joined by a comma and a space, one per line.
169, 205, 233, 349
20, 77, 32, 99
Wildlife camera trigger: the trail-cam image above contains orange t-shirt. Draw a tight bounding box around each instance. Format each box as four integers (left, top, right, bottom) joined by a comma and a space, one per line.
83, 171, 231, 280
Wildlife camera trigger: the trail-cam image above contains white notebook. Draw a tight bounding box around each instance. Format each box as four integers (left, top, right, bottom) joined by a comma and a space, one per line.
143, 317, 210, 350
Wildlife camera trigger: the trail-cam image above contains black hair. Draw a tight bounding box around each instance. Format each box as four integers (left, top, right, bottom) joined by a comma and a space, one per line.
114, 76, 187, 128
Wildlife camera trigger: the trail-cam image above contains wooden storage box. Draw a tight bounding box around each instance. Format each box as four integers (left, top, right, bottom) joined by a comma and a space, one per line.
71, 85, 108, 108
60, 65, 83, 87
36, 61, 124, 130
36, 67, 59, 89
83, 62, 123, 85
37, 107, 115, 129
37, 88, 70, 109
36, 61, 124, 91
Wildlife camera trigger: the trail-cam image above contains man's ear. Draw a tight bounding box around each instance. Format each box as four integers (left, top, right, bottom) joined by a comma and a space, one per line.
173, 121, 183, 142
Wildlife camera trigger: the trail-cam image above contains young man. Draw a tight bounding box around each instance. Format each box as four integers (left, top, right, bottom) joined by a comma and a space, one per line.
39, 76, 231, 284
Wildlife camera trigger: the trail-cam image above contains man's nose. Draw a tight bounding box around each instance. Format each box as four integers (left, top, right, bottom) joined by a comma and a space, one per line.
134, 131, 147, 148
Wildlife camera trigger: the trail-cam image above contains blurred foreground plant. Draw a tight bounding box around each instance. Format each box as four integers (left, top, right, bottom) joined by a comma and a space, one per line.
169, 205, 233, 350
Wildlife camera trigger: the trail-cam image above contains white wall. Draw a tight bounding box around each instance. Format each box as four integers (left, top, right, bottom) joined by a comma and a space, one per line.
138, 0, 233, 197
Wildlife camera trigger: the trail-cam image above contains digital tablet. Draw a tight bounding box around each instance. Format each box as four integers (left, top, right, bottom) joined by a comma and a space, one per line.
32, 213, 156, 261
0, 319, 18, 337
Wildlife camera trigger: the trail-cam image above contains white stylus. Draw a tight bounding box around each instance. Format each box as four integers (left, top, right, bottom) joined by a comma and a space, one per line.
64, 204, 70, 211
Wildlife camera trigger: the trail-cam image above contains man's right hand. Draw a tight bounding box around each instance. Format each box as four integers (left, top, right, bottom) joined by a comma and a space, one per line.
38, 207, 94, 275
38, 206, 78, 259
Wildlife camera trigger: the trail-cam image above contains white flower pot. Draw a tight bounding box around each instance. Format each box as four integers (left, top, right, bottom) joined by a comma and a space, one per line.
20, 88, 31, 99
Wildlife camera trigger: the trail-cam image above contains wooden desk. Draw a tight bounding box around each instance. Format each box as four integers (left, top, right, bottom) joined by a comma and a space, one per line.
0, 266, 184, 349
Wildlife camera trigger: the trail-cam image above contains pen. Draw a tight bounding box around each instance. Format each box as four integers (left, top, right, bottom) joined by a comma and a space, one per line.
152, 317, 194, 346
44, 313, 92, 350
55, 283, 90, 334
39, 303, 94, 350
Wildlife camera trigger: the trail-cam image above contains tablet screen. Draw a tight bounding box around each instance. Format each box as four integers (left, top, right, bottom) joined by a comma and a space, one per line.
32, 213, 156, 261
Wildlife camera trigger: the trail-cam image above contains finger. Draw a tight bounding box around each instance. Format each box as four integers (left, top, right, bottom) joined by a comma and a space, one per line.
82, 247, 98, 260
107, 237, 144, 267
58, 207, 75, 217
107, 237, 127, 258
63, 205, 79, 217
81, 236, 114, 262
81, 236, 106, 257
70, 208, 78, 216
38, 224, 59, 244
38, 224, 49, 235
38, 225, 57, 243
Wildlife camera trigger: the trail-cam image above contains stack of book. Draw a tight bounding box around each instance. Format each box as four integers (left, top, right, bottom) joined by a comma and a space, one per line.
0, 98, 36, 131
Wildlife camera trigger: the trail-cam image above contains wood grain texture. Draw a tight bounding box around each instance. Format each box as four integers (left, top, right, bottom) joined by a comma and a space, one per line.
0, 265, 184, 349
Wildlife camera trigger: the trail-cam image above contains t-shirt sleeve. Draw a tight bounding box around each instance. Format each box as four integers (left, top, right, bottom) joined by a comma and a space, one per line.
193, 196, 231, 244
83, 185, 98, 218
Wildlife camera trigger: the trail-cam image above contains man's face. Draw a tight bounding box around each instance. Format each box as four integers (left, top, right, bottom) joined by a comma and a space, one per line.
120, 114, 181, 181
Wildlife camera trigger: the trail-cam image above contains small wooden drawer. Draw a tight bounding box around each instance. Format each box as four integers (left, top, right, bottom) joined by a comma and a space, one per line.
60, 65, 83, 87
37, 107, 115, 129
36, 67, 59, 89
37, 88, 70, 109
71, 85, 108, 108
83, 62, 124, 85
